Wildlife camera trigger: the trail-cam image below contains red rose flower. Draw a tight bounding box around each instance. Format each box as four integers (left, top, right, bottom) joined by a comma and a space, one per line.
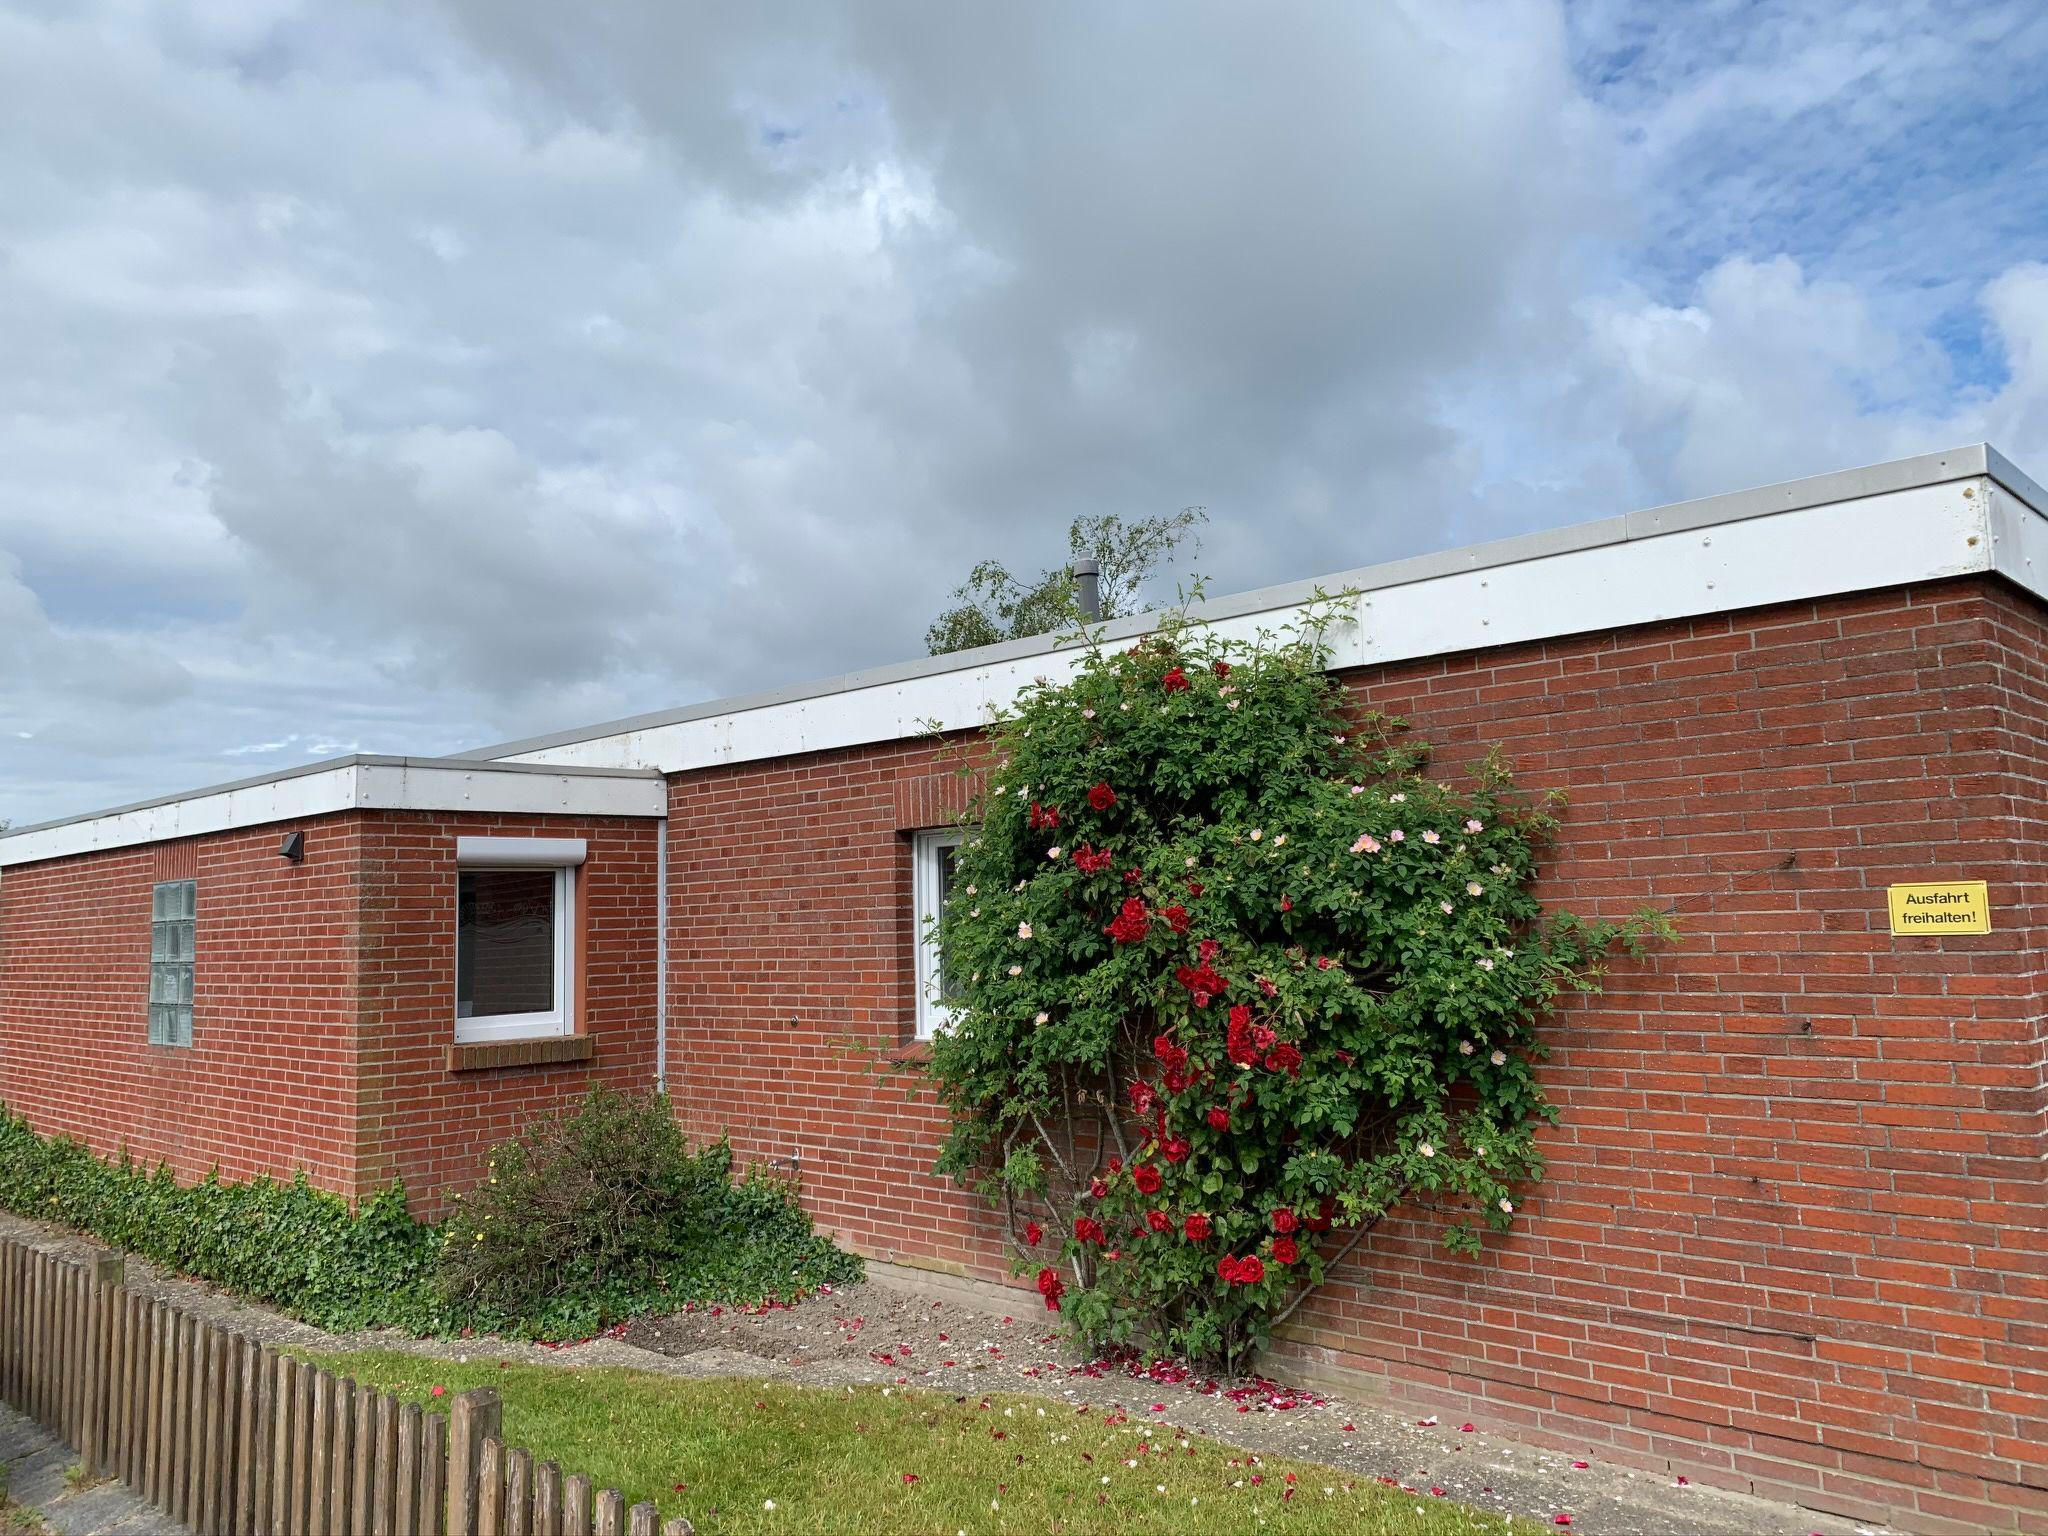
1264, 1042, 1303, 1076
1233, 1255, 1265, 1285
1212, 661, 1230, 678
1185, 879, 1204, 897
1107, 1156, 1123, 1174
1162, 667, 1190, 693
1074, 1217, 1106, 1245
1207, 1106, 1230, 1131
1088, 782, 1117, 812
1197, 938, 1220, 964
1272, 1236, 1299, 1265
1025, 1221, 1043, 1247
1145, 1210, 1172, 1233
1089, 1176, 1108, 1199
1132, 1164, 1163, 1195
1036, 1267, 1064, 1310
1161, 1135, 1191, 1164
1272, 1207, 1298, 1234
1122, 868, 1142, 884
1256, 975, 1279, 998
1183, 1212, 1212, 1241
1104, 897, 1151, 945
1174, 961, 1227, 1006
1128, 1079, 1157, 1115
1152, 1033, 1189, 1072
1215, 1255, 1237, 1282
1028, 800, 1061, 830
1279, 895, 1293, 912
1226, 1007, 1259, 1068
1316, 956, 1333, 970
1162, 1066, 1191, 1096
1161, 903, 1191, 934
1072, 843, 1115, 875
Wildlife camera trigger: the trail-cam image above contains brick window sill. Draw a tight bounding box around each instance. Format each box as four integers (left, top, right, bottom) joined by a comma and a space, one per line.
445, 1036, 596, 1073
885, 1041, 934, 1066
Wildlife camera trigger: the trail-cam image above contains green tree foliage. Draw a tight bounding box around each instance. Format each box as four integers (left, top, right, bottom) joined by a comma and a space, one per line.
923, 603, 1672, 1371
925, 508, 1205, 655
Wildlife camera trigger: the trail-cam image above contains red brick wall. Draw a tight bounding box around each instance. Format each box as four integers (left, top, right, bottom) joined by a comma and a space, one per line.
663, 577, 2048, 1533
355, 812, 662, 1214
0, 808, 663, 1221
0, 814, 367, 1192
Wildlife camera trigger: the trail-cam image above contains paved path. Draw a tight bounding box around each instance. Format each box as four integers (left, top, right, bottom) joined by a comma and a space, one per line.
0, 1402, 186, 1536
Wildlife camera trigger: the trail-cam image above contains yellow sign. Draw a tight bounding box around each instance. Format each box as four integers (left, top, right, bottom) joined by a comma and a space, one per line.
1887, 881, 1992, 935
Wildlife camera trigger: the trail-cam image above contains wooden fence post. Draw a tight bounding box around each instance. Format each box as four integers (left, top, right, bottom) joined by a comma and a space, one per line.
374, 1393, 401, 1536
306, 1368, 333, 1536
478, 1437, 506, 1536
421, 1411, 448, 1536
661, 1519, 697, 1536
328, 1377, 356, 1536
246, 1345, 275, 1536
627, 1504, 658, 1536
506, 1447, 532, 1536
395, 1401, 422, 1536
562, 1474, 592, 1536
352, 1388, 375, 1531
447, 1388, 502, 1536
593, 1489, 625, 1536
533, 1460, 563, 1536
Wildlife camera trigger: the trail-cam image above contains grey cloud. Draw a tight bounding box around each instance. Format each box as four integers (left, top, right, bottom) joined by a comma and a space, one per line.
0, 0, 2042, 827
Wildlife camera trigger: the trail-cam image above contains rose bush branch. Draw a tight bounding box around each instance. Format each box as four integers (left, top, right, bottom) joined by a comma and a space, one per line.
925, 600, 1673, 1370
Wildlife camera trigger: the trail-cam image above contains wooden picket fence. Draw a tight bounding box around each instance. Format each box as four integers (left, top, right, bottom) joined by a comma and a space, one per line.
0, 1236, 694, 1536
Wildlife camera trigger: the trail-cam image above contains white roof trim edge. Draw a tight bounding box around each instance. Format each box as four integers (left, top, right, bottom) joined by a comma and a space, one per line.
0, 757, 666, 869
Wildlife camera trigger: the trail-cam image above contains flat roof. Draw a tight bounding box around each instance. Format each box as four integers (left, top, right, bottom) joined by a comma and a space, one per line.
6, 442, 2044, 866
463, 443, 2046, 765
0, 755, 667, 868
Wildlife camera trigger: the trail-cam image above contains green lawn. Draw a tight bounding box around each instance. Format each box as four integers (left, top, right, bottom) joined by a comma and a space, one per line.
305, 1351, 1526, 1535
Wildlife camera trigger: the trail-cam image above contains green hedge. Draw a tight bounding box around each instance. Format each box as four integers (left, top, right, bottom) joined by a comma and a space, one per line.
0, 1107, 445, 1331
0, 1097, 861, 1340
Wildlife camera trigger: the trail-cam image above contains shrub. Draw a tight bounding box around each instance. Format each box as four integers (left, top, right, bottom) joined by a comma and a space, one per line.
0, 1107, 444, 1332
924, 600, 1671, 1371
437, 1087, 862, 1337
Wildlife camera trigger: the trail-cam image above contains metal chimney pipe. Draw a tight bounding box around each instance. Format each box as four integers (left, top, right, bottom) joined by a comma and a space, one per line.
1072, 557, 1102, 621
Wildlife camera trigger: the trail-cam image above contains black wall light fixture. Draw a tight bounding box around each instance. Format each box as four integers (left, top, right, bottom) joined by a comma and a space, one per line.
279, 830, 305, 863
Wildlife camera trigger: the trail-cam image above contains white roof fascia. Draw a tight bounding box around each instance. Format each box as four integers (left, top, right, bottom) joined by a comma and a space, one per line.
0, 756, 666, 869
481, 447, 2029, 778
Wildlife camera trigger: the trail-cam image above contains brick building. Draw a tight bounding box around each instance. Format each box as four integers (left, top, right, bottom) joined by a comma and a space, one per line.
4, 445, 2046, 1532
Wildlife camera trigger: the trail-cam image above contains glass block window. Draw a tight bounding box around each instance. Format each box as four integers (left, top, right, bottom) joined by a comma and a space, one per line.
148, 879, 196, 1047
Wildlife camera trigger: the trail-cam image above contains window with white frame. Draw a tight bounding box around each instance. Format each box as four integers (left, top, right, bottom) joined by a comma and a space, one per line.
148, 879, 196, 1047
913, 827, 965, 1039
454, 837, 582, 1043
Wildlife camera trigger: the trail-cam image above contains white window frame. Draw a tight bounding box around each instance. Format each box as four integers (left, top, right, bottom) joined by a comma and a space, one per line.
913, 827, 965, 1040
454, 838, 583, 1044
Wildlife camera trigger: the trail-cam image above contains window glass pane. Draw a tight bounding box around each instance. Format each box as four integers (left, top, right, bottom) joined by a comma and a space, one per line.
935, 842, 963, 1004
457, 869, 558, 1019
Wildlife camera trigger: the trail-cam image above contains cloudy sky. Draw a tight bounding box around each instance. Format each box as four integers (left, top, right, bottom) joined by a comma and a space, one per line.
3, 1, 2046, 826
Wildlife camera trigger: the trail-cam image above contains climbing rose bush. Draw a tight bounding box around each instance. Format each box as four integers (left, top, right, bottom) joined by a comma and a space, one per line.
925, 605, 1670, 1372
